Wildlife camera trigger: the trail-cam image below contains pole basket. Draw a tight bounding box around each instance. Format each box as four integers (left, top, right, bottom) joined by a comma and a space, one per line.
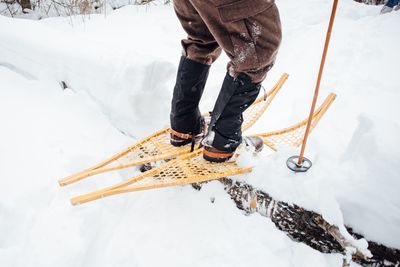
286, 155, 312, 172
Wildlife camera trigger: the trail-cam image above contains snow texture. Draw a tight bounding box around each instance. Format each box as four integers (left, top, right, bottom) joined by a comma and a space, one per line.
0, 0, 399, 266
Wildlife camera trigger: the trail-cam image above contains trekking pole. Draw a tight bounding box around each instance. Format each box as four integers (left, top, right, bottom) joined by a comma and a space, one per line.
287, 0, 339, 172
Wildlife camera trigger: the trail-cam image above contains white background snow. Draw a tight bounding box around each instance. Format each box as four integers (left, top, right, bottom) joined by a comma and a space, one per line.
0, 0, 399, 266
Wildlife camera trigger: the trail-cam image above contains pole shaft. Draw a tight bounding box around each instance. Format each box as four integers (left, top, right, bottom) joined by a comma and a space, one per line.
297, 0, 339, 165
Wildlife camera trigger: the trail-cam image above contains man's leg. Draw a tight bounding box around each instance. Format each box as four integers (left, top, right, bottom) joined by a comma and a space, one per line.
170, 0, 222, 146
189, 0, 282, 161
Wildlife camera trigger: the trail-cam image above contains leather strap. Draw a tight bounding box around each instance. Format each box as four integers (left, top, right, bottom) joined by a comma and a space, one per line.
170, 129, 193, 140
203, 149, 234, 158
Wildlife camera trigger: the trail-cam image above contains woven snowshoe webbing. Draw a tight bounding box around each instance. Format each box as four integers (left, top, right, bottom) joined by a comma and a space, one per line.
70, 150, 251, 205
257, 93, 336, 151
70, 92, 336, 206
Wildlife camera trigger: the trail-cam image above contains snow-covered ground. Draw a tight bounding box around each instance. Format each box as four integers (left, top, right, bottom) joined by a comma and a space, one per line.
0, 1, 399, 266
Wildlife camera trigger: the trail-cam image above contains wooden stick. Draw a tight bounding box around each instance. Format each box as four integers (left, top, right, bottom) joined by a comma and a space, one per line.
297, 0, 339, 166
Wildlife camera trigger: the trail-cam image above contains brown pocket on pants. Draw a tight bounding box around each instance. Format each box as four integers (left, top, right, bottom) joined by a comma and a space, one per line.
217, 0, 275, 72
217, 0, 274, 23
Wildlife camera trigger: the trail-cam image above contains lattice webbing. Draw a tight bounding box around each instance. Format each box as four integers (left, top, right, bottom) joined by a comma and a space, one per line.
118, 130, 181, 164
262, 125, 308, 150
122, 151, 250, 190
258, 93, 336, 151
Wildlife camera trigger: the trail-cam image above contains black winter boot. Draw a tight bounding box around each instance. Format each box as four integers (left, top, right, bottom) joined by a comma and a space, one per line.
202, 73, 263, 162
170, 56, 210, 146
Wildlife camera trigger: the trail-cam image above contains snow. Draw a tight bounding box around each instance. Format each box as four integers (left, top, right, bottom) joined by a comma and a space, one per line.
0, 0, 399, 266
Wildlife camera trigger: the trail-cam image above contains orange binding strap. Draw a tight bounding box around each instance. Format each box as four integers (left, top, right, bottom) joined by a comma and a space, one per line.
203, 150, 234, 158
169, 129, 193, 140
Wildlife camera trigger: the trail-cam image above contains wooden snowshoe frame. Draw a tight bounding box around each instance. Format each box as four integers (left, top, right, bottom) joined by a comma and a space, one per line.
59, 73, 289, 187
71, 93, 336, 205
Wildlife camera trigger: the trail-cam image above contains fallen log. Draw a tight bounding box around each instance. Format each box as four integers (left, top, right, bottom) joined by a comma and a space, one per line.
194, 179, 400, 267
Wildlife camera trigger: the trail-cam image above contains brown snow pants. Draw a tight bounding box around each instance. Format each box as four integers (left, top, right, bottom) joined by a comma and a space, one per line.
174, 0, 282, 83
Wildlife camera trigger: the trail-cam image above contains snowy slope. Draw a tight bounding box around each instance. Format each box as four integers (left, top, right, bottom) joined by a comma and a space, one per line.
0, 0, 399, 266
